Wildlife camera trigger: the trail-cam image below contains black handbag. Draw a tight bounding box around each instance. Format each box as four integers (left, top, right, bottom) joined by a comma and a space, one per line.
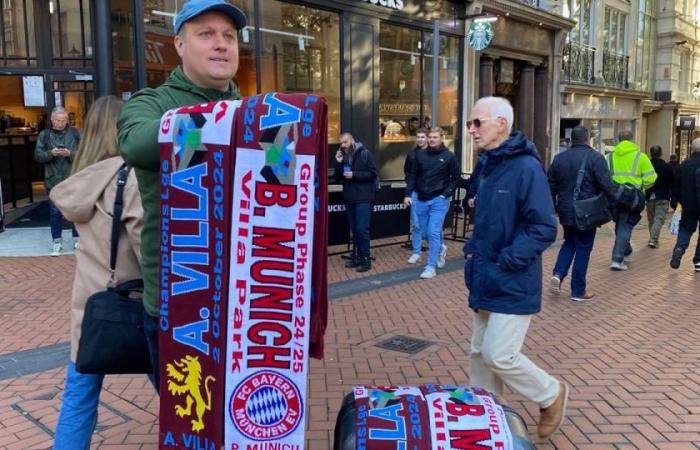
573, 152, 612, 231
75, 165, 152, 375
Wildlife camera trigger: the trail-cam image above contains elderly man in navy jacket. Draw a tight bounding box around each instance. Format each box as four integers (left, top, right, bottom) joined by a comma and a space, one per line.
548, 126, 617, 301
464, 96, 566, 440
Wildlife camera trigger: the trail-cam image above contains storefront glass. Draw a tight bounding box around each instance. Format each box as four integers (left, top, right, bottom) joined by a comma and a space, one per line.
1, 0, 37, 66
51, 0, 92, 67
112, 0, 136, 97
258, 1, 341, 145
379, 22, 460, 180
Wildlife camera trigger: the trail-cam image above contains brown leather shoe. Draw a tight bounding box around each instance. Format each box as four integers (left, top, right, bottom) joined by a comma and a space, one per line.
538, 381, 569, 439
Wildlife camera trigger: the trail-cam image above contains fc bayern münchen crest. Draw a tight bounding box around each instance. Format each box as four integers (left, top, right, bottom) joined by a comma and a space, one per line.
468, 21, 494, 51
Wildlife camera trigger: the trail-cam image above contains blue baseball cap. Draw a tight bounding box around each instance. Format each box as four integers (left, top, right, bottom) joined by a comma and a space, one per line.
174, 0, 247, 34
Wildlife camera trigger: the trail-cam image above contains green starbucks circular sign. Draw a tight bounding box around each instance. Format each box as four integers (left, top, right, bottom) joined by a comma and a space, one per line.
468, 22, 494, 51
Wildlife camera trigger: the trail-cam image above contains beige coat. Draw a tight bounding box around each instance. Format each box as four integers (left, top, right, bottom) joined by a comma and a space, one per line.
50, 156, 143, 362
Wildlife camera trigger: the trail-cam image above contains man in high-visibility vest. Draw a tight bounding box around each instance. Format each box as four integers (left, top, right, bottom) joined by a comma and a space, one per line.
607, 130, 657, 270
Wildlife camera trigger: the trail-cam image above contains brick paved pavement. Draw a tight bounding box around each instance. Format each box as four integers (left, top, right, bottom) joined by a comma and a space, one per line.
0, 219, 699, 449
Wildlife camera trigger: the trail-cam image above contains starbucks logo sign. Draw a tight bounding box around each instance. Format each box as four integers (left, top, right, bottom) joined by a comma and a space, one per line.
468, 22, 494, 51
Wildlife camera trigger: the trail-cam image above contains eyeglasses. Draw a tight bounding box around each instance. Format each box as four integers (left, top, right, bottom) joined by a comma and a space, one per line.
467, 117, 501, 129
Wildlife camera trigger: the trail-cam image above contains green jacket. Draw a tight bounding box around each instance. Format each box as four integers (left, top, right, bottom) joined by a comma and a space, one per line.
34, 127, 80, 190
607, 140, 657, 189
118, 66, 240, 317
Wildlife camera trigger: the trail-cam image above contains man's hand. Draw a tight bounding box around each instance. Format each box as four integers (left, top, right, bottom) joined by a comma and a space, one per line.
403, 196, 412, 206
467, 198, 475, 208
335, 150, 344, 163
343, 171, 353, 179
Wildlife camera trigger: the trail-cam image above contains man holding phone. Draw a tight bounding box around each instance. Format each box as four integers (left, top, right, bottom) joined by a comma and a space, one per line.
34, 106, 80, 256
334, 133, 378, 272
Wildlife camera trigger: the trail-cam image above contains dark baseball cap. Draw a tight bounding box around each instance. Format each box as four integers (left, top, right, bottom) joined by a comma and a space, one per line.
174, 0, 247, 34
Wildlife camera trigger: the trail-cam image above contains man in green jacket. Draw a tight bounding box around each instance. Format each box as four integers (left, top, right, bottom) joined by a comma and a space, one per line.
118, 0, 246, 388
607, 130, 657, 270
34, 106, 80, 256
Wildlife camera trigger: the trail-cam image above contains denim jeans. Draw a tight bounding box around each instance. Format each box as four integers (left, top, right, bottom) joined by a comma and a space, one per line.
48, 194, 78, 240
646, 199, 669, 244
674, 211, 700, 264
410, 192, 421, 254
144, 312, 160, 393
553, 226, 597, 297
345, 202, 372, 258
612, 209, 641, 263
54, 362, 104, 450
413, 195, 450, 268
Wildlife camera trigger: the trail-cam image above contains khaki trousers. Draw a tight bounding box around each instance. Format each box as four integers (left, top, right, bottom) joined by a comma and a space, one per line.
469, 309, 560, 408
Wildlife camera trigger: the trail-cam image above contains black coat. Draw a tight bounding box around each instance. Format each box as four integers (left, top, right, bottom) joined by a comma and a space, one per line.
547, 144, 618, 227
334, 142, 378, 204
647, 157, 674, 201
675, 152, 700, 213
405, 144, 460, 201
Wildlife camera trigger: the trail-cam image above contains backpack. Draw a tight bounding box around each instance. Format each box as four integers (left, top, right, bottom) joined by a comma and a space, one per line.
608, 151, 646, 212
359, 146, 381, 191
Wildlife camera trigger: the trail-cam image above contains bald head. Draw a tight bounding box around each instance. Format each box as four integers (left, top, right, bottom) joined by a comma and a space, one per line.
692, 137, 700, 153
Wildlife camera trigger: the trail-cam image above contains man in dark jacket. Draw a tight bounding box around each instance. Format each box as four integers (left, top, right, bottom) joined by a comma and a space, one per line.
118, 0, 247, 389
548, 126, 617, 301
403, 127, 459, 279
670, 138, 700, 271
334, 133, 378, 272
646, 146, 674, 248
669, 154, 680, 209
34, 106, 80, 256
404, 128, 428, 264
464, 96, 566, 440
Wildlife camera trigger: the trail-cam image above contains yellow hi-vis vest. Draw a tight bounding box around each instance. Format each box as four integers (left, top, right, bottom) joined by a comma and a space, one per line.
606, 142, 657, 188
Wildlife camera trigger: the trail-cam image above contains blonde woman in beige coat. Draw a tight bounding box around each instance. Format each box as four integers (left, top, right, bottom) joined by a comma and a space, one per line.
50, 96, 143, 450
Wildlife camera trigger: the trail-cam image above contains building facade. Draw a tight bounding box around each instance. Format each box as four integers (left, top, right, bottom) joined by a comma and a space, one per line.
646, 0, 700, 161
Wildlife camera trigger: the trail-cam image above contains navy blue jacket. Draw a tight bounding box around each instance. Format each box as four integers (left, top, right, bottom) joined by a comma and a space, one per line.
464, 132, 557, 315
547, 144, 618, 227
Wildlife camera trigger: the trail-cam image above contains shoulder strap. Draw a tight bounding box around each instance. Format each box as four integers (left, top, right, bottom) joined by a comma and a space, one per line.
573, 151, 590, 201
109, 164, 131, 285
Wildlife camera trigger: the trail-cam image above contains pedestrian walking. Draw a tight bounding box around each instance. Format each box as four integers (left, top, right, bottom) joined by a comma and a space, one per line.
669, 137, 700, 271
403, 127, 459, 279
646, 145, 674, 248
34, 106, 80, 256
607, 130, 657, 270
548, 126, 617, 301
118, 0, 247, 386
334, 133, 378, 272
464, 96, 567, 440
405, 128, 428, 264
669, 154, 680, 210
51, 96, 144, 450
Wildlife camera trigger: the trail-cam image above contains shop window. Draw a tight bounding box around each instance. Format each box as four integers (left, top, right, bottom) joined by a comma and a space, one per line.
112, 0, 136, 95
379, 23, 461, 181
50, 0, 92, 67
258, 1, 341, 146
0, 0, 37, 66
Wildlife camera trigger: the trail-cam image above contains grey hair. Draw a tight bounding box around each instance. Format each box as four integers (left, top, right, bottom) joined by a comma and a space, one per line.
51, 106, 67, 117
475, 96, 514, 132
618, 130, 634, 142
692, 137, 700, 152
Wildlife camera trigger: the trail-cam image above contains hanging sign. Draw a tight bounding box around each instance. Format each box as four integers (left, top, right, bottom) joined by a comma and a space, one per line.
468, 21, 494, 51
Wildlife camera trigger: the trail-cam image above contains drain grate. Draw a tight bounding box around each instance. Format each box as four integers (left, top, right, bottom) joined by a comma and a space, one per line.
374, 335, 434, 354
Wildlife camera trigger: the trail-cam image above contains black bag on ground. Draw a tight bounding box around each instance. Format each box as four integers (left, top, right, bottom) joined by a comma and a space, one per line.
75, 164, 152, 375
573, 152, 612, 230
76, 279, 152, 374
334, 385, 535, 450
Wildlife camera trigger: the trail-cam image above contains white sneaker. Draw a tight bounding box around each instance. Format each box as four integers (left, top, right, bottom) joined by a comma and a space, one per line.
51, 241, 62, 257
609, 261, 628, 271
420, 267, 436, 279
437, 244, 448, 268
72, 238, 79, 250
407, 253, 421, 264
549, 275, 562, 295
694, 263, 700, 272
